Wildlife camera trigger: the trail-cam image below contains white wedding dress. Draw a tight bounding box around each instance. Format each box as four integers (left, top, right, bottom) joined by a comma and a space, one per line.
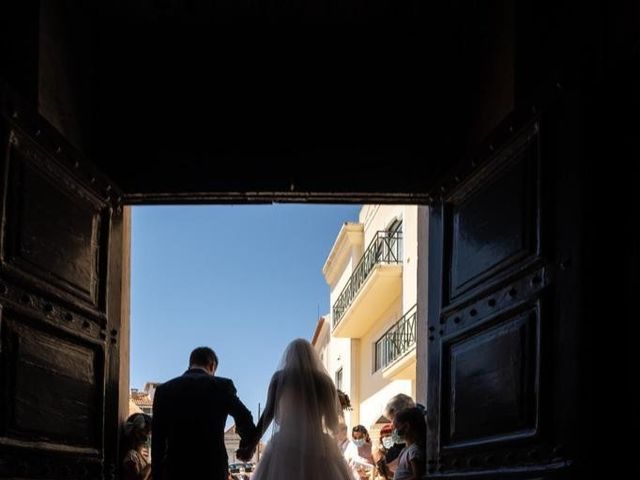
251, 339, 355, 480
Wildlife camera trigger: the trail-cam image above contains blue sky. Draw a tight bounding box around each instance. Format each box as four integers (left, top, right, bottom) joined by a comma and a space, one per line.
130, 204, 360, 425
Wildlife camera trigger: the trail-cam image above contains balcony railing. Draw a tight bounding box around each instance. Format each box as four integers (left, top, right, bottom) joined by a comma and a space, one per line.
332, 228, 403, 329
374, 304, 417, 372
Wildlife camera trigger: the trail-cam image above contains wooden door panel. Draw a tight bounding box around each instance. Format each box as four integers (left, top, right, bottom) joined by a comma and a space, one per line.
1, 311, 103, 447
442, 304, 539, 448
1, 128, 109, 316
445, 126, 541, 306
0, 100, 123, 479
426, 120, 569, 478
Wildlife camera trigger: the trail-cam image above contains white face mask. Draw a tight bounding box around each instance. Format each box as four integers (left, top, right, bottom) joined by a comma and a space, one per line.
382, 437, 395, 449
353, 438, 366, 448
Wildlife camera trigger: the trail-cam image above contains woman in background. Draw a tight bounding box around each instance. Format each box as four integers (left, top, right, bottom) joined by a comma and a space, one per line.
122, 413, 152, 480
352, 425, 374, 479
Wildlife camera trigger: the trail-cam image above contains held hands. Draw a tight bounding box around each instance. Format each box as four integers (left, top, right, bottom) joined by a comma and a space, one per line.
237, 432, 261, 462
236, 446, 255, 462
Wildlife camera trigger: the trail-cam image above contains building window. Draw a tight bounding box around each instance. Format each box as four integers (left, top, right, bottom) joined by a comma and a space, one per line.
386, 218, 403, 262
387, 218, 402, 236
335, 367, 343, 391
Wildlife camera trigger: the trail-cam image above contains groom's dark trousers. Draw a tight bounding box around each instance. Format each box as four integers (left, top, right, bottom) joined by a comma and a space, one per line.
152, 368, 257, 480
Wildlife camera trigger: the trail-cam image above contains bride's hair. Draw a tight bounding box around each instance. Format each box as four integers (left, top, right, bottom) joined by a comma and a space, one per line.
281, 338, 322, 372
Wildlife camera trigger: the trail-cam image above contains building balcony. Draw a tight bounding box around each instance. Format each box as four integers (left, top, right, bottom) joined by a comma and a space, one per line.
332, 229, 403, 338
374, 304, 417, 380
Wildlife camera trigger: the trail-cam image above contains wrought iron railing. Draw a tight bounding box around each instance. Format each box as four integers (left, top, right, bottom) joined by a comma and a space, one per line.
332, 228, 402, 329
374, 304, 417, 372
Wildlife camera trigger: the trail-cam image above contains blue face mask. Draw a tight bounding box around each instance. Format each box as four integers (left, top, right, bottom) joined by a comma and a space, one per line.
382, 436, 395, 449
353, 438, 366, 448
391, 429, 405, 445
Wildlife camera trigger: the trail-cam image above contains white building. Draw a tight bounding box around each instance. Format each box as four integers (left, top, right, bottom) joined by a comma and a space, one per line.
318, 205, 424, 432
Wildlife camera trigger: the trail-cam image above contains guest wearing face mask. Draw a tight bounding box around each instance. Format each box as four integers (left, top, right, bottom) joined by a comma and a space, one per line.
391, 408, 426, 480
380, 394, 425, 465
352, 425, 373, 479
373, 424, 397, 480
383, 394, 415, 461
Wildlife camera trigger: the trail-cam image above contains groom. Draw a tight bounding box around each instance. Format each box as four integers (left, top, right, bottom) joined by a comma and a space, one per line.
152, 347, 257, 480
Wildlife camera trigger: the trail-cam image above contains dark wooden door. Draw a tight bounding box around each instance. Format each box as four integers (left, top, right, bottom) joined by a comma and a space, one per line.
0, 98, 125, 479
425, 116, 582, 478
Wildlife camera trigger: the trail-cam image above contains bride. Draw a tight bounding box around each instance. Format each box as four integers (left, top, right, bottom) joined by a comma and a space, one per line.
246, 338, 355, 480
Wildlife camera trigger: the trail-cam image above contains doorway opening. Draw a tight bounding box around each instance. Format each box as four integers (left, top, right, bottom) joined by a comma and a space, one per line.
126, 203, 428, 469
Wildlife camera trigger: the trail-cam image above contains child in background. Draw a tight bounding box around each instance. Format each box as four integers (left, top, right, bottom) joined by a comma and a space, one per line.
391, 408, 425, 480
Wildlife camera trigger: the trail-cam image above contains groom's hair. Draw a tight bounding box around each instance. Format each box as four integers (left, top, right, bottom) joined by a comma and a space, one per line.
189, 347, 218, 368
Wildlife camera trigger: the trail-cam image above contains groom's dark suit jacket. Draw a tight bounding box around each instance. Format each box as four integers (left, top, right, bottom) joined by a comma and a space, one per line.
151, 369, 257, 480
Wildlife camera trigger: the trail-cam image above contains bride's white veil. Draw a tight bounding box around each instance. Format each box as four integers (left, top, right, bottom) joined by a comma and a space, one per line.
252, 339, 353, 480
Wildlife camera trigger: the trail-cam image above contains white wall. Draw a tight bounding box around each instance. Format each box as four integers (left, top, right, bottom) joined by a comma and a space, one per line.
358, 300, 402, 398
329, 336, 356, 426
359, 205, 404, 246
315, 320, 331, 373
317, 314, 355, 426
313, 316, 356, 426
323, 205, 422, 430
359, 205, 418, 316
329, 265, 350, 312
402, 206, 419, 313
359, 379, 413, 430
328, 243, 364, 314
355, 205, 419, 429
